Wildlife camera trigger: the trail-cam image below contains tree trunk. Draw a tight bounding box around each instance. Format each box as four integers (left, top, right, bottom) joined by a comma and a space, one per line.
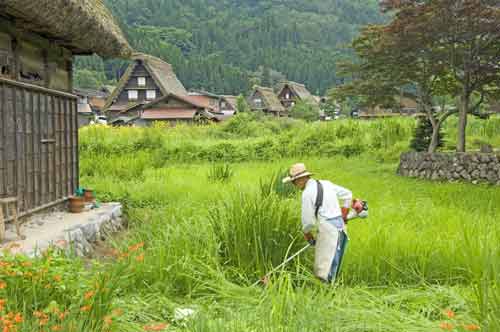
457, 95, 469, 152
428, 122, 441, 153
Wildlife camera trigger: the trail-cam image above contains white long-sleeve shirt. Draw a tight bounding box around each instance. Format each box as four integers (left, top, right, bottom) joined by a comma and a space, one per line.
301, 179, 352, 233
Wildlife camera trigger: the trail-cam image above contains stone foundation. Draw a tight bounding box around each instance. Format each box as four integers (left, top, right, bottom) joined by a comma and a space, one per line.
1, 203, 125, 257
398, 152, 500, 185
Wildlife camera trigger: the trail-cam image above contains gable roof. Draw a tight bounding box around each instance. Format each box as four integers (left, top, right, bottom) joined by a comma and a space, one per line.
3, 0, 132, 58
251, 86, 285, 113
278, 81, 316, 103
103, 53, 187, 111
142, 93, 208, 111
221, 95, 238, 111
140, 94, 218, 121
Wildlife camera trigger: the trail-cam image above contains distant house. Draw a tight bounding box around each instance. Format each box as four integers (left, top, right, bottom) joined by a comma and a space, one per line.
359, 95, 421, 119
74, 88, 112, 127
103, 53, 187, 120
0, 0, 131, 219
248, 86, 286, 116
134, 94, 219, 126
75, 93, 94, 128
74, 87, 111, 113
277, 81, 318, 109
399, 97, 418, 114
186, 92, 238, 121
187, 91, 222, 112
221, 95, 238, 112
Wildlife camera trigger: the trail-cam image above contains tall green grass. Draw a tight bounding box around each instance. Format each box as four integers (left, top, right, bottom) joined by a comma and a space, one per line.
6, 116, 499, 331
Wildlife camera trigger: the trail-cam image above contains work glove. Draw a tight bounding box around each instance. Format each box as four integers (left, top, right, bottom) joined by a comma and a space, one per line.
304, 232, 316, 246
341, 207, 349, 222
352, 199, 366, 214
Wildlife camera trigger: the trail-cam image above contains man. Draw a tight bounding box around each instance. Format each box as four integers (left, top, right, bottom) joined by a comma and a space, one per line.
283, 163, 363, 283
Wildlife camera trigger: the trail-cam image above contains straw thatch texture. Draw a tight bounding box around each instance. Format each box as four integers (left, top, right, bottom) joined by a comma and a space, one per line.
277, 81, 317, 104
3, 0, 132, 58
221, 95, 238, 111
251, 86, 285, 113
103, 53, 187, 111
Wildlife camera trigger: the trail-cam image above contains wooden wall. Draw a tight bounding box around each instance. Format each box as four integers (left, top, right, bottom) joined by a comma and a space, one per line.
0, 78, 78, 218
0, 18, 73, 93
116, 62, 162, 104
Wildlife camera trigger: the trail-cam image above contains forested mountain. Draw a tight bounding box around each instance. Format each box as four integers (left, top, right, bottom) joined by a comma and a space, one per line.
75, 0, 384, 95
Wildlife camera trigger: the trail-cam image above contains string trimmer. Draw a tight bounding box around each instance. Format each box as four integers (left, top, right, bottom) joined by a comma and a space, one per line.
252, 200, 368, 287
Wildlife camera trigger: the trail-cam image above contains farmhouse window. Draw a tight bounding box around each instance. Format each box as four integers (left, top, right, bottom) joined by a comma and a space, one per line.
138, 77, 146, 86
128, 90, 138, 100
146, 90, 156, 100
254, 98, 262, 106
285, 93, 290, 99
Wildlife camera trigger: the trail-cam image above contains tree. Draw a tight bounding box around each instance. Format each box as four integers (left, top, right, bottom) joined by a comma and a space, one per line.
330, 25, 453, 153
74, 69, 108, 89
236, 95, 251, 113
410, 116, 445, 152
290, 100, 320, 122
382, 0, 500, 152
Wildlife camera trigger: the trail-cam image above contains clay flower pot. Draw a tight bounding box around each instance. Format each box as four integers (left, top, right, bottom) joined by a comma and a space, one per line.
83, 189, 95, 203
68, 196, 85, 213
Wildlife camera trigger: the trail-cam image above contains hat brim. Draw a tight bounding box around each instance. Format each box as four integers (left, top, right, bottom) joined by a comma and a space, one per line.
282, 172, 313, 184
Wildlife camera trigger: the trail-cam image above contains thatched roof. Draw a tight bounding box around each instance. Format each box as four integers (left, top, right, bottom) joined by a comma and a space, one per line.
251, 86, 285, 113
3, 0, 132, 58
222, 95, 238, 111
277, 81, 317, 104
103, 53, 187, 111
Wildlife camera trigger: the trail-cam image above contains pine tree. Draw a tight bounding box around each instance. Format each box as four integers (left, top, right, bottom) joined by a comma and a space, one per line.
410, 117, 444, 152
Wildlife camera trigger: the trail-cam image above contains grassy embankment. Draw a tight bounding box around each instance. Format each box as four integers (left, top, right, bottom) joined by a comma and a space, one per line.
1, 115, 499, 331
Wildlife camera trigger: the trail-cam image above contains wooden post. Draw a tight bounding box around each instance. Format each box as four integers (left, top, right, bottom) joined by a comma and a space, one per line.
9, 200, 24, 240
0, 205, 4, 243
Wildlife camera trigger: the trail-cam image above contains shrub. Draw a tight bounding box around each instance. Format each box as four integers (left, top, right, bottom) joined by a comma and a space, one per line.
289, 100, 320, 122
410, 117, 444, 152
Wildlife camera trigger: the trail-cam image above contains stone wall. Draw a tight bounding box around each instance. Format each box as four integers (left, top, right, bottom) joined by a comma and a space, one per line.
398, 152, 500, 185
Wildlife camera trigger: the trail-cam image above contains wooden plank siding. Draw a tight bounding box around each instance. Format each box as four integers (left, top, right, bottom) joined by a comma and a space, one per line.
0, 78, 78, 220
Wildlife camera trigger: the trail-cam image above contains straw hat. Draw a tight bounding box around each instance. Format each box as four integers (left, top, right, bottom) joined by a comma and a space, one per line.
282, 163, 313, 183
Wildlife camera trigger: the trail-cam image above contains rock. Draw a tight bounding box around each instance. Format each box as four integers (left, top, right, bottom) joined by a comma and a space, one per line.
460, 170, 471, 181
480, 144, 493, 153
487, 171, 497, 184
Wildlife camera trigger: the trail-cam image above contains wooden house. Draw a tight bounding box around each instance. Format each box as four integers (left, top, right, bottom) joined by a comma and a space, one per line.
248, 86, 286, 117
187, 91, 221, 112
277, 81, 318, 109
186, 92, 238, 122
133, 94, 219, 126
74, 88, 111, 127
103, 53, 187, 120
0, 0, 131, 220
221, 95, 238, 112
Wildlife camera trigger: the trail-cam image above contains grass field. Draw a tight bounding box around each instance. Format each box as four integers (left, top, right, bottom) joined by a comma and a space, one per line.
1, 116, 499, 331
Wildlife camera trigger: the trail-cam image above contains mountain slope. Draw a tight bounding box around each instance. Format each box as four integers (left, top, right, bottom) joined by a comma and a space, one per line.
75, 0, 384, 95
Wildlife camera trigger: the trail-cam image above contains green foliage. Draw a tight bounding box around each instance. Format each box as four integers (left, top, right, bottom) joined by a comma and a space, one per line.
260, 169, 298, 199
74, 69, 111, 90
289, 100, 320, 122
410, 117, 445, 152
18, 117, 498, 330
80, 117, 418, 163
74, 0, 385, 94
207, 164, 234, 183
235, 95, 250, 113
208, 193, 300, 279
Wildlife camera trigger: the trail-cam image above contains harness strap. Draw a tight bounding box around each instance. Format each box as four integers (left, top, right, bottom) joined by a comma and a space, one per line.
315, 180, 323, 219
